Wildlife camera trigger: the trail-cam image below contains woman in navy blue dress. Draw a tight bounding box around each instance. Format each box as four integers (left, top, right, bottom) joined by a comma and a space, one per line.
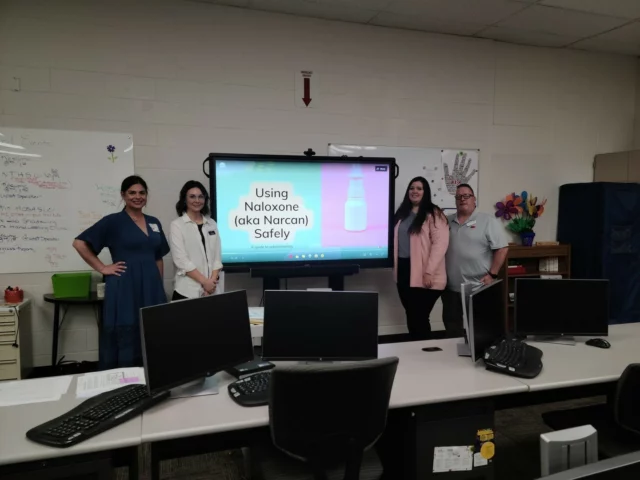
73, 175, 170, 369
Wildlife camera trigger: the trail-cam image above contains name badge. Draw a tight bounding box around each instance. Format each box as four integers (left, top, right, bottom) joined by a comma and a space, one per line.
467, 220, 477, 228
149, 223, 160, 233
208, 229, 216, 236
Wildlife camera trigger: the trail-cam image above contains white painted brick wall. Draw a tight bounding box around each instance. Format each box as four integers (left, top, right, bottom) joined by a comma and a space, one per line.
0, 0, 636, 366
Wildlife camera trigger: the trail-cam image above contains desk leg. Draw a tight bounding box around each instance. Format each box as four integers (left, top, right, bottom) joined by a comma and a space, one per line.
112, 447, 139, 480
151, 446, 161, 480
51, 303, 60, 367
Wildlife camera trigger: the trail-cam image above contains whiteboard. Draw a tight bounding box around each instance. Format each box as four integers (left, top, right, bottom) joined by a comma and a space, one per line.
0, 128, 134, 274
328, 144, 479, 212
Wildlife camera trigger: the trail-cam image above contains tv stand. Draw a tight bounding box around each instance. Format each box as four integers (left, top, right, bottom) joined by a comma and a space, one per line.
252, 264, 359, 292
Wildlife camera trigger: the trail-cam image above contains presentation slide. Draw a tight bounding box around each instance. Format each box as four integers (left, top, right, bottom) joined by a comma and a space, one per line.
214, 159, 392, 265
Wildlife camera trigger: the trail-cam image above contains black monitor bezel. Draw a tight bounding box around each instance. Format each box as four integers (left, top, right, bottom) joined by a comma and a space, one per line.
139, 290, 254, 395
207, 153, 396, 273
261, 289, 379, 362
469, 280, 505, 362
514, 278, 610, 337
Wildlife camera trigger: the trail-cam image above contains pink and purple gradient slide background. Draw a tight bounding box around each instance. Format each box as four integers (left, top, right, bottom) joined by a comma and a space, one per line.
320, 164, 390, 247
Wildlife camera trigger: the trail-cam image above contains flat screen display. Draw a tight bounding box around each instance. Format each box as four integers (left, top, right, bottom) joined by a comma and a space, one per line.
140, 291, 254, 393
210, 154, 395, 270
515, 279, 609, 336
470, 280, 505, 362
262, 290, 378, 361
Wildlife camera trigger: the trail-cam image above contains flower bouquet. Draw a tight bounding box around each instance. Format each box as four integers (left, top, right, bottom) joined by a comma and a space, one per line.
495, 191, 546, 246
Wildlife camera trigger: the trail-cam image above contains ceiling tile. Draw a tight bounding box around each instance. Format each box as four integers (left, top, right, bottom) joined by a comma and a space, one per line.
589, 21, 640, 43
214, 0, 393, 8
211, 0, 252, 6
383, 0, 528, 26
572, 37, 640, 56
371, 12, 487, 36
496, 5, 629, 38
478, 25, 579, 47
540, 0, 640, 20
233, 0, 381, 23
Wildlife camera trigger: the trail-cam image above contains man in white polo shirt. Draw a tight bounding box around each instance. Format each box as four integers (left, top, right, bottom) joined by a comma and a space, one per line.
443, 184, 508, 337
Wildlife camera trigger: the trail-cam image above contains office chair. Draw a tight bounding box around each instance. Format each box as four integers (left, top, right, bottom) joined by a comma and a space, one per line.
542, 363, 640, 459
246, 357, 399, 480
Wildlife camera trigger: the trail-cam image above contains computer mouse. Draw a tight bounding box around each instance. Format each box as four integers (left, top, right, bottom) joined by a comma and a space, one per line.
586, 338, 610, 349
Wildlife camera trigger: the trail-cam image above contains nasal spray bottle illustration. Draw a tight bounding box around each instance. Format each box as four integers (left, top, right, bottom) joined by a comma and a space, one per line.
344, 164, 367, 231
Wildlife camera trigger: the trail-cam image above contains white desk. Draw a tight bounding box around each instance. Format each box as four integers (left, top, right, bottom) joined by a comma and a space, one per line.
0, 375, 141, 467
517, 323, 640, 392
141, 338, 527, 443
3, 324, 638, 477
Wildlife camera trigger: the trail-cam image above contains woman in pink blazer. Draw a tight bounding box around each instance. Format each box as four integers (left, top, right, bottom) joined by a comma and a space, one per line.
394, 176, 449, 340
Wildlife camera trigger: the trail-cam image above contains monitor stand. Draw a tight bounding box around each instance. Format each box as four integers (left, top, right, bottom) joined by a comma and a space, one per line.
457, 340, 471, 357
170, 376, 219, 399
531, 335, 576, 346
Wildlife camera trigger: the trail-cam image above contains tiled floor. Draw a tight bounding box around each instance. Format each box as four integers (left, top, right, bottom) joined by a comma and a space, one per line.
116, 397, 604, 480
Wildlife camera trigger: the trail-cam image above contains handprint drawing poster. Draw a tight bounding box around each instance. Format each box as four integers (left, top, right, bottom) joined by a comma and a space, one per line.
441, 149, 479, 210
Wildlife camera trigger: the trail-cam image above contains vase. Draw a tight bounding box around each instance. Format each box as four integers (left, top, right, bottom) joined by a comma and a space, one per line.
520, 231, 535, 247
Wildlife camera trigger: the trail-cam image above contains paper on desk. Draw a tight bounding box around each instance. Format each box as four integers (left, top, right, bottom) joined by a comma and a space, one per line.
433, 446, 473, 473
0, 376, 72, 407
76, 367, 146, 399
248, 307, 264, 321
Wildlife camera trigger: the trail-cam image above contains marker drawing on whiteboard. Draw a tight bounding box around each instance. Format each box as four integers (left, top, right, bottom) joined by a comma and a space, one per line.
107, 145, 118, 163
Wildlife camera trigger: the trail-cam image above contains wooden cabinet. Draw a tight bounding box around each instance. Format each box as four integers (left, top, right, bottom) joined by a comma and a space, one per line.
0, 300, 33, 381
498, 245, 571, 331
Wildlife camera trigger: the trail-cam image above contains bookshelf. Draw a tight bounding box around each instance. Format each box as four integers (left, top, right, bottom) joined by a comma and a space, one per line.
498, 244, 571, 331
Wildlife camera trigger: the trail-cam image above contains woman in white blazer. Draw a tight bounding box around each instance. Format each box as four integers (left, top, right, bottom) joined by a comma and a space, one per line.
169, 180, 222, 300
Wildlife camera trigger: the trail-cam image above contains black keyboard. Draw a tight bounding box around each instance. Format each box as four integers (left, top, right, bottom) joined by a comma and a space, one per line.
484, 338, 543, 379
228, 371, 271, 407
26, 384, 168, 448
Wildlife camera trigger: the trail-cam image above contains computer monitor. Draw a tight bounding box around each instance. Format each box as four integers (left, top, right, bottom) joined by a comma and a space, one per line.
140, 290, 254, 396
457, 282, 475, 357
515, 279, 609, 341
468, 280, 505, 362
539, 449, 640, 479
262, 290, 378, 361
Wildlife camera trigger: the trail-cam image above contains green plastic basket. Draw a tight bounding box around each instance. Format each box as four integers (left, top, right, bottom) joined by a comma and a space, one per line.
51, 272, 92, 299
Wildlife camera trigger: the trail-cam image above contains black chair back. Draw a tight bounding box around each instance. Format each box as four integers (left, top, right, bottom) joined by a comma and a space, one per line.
268, 357, 399, 480
614, 363, 640, 435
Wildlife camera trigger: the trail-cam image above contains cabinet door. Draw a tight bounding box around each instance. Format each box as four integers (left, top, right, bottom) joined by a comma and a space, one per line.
603, 184, 640, 324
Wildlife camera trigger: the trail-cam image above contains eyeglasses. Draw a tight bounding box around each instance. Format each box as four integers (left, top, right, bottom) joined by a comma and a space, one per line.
455, 194, 474, 200
188, 194, 206, 201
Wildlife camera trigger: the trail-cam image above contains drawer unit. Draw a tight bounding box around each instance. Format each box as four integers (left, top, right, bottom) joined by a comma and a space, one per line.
0, 343, 18, 362
0, 320, 16, 334
0, 361, 18, 381
0, 300, 33, 380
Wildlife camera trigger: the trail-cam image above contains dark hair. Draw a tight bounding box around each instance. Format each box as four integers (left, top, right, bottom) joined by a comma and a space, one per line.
394, 176, 446, 234
175, 180, 211, 217
456, 183, 475, 196
120, 175, 148, 193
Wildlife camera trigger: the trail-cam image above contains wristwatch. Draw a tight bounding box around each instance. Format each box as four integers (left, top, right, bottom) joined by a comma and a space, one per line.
489, 272, 499, 279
